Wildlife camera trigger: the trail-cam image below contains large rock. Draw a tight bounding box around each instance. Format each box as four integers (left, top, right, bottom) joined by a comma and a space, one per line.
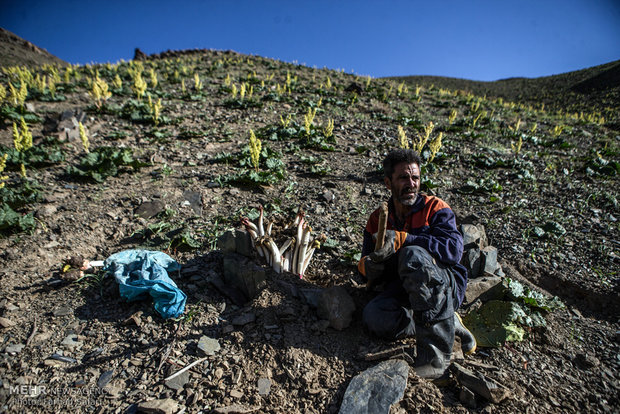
480, 246, 499, 275
217, 229, 253, 258
317, 286, 356, 330
222, 253, 266, 300
460, 224, 488, 249
462, 247, 482, 278
465, 276, 502, 304
339, 359, 409, 414
450, 363, 510, 403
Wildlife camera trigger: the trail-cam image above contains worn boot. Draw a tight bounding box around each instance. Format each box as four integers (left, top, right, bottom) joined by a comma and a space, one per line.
454, 313, 477, 355
413, 316, 455, 379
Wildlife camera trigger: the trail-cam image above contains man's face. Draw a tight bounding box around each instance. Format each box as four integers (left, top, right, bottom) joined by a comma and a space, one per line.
384, 162, 420, 206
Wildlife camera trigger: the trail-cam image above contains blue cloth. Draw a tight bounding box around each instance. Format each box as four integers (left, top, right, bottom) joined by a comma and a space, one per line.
103, 250, 186, 319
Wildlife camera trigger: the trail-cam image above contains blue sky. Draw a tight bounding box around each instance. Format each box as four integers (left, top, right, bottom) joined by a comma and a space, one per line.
2, 0, 619, 81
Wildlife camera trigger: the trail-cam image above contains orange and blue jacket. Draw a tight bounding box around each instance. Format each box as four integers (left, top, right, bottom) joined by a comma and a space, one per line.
361, 194, 467, 305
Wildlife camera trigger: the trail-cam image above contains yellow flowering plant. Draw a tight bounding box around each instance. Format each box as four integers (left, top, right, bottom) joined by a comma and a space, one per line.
79, 122, 89, 153
398, 125, 409, 149
249, 129, 262, 171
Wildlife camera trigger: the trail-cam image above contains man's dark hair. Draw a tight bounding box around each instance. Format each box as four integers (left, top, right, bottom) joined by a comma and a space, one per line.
383, 149, 422, 179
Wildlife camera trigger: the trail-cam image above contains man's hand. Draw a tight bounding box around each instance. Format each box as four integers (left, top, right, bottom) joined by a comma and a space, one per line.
371, 230, 408, 262
358, 256, 385, 282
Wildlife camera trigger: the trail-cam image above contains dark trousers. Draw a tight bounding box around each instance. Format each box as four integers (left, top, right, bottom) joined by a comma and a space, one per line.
362, 246, 458, 340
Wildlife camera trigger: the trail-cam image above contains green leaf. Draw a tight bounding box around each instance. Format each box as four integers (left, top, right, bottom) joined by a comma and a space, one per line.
462, 300, 528, 347
0, 204, 35, 234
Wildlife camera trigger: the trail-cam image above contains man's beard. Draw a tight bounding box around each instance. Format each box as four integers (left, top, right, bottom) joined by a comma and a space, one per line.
396, 188, 418, 206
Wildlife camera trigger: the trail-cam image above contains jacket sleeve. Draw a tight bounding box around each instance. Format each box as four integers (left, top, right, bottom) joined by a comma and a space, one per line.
404, 207, 463, 265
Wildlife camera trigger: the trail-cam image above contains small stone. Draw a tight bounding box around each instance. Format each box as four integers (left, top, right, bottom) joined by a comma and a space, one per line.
229, 389, 243, 399
183, 190, 203, 215
97, 370, 114, 388
137, 398, 179, 414
0, 317, 15, 328
321, 190, 336, 203
232, 312, 256, 326
122, 311, 143, 327
5, 343, 25, 354
53, 306, 73, 317
257, 378, 271, 396
36, 205, 58, 218
165, 369, 190, 390
574, 353, 600, 370
197, 336, 220, 356
61, 334, 83, 350
135, 200, 166, 219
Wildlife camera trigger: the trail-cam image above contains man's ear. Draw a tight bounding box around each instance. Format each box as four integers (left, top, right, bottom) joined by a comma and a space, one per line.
384, 176, 391, 190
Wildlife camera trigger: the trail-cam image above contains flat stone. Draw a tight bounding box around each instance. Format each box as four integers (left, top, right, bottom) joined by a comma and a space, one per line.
135, 200, 166, 219
197, 336, 220, 356
165, 369, 190, 390
36, 205, 58, 218
0, 317, 15, 328
339, 359, 409, 414
61, 334, 82, 350
217, 230, 237, 253
137, 398, 179, 414
97, 370, 114, 388
450, 363, 510, 403
5, 343, 25, 354
53, 306, 73, 317
232, 312, 256, 326
234, 229, 253, 257
183, 190, 203, 215
317, 286, 356, 330
257, 378, 271, 396
229, 389, 244, 399
464, 276, 502, 304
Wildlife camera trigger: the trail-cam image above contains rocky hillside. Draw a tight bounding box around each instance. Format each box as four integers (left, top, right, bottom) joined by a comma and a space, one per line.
389, 59, 620, 129
0, 28, 68, 68
0, 45, 618, 413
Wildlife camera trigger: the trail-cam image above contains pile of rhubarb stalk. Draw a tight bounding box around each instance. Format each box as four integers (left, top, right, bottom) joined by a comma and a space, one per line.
241, 206, 325, 278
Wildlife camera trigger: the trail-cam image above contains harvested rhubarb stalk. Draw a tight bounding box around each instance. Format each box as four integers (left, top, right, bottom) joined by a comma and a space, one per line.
240, 207, 325, 278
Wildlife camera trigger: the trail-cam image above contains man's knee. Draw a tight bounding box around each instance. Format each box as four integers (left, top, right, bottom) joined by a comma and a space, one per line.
397, 245, 453, 321
362, 297, 411, 340
398, 245, 435, 271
